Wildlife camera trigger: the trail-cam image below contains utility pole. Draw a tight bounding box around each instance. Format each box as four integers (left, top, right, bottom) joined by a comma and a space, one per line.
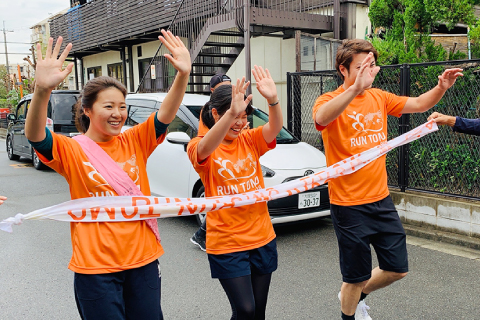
2, 21, 14, 91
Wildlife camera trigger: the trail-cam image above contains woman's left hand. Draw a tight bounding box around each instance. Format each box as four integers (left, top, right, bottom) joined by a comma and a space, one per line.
158, 29, 191, 76
252, 65, 278, 104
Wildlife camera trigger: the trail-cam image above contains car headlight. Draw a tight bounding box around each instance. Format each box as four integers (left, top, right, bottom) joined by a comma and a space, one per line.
260, 165, 275, 177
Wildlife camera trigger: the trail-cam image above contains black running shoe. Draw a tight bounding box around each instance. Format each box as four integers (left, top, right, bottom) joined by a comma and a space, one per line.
190, 231, 206, 252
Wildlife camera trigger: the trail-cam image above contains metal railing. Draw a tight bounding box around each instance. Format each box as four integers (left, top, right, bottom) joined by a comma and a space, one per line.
287, 59, 480, 199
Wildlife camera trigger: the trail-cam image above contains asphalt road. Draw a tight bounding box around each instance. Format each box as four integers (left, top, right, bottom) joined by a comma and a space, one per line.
1, 139, 480, 319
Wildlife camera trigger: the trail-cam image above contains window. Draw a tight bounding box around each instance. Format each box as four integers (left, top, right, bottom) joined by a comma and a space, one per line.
86, 66, 102, 80
16, 101, 28, 120
137, 46, 142, 58
167, 115, 194, 137
108, 63, 124, 84
303, 46, 308, 56
126, 104, 156, 126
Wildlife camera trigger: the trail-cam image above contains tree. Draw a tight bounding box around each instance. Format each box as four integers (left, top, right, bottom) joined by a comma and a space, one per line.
368, 0, 478, 64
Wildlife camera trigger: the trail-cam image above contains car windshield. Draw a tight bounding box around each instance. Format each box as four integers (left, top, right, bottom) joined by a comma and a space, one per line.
49, 94, 79, 122
186, 105, 298, 143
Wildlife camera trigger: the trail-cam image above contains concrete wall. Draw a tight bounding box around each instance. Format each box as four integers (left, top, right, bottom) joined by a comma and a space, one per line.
391, 190, 480, 238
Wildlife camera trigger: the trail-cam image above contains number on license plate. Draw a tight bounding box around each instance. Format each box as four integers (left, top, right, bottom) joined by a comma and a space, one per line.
298, 192, 320, 209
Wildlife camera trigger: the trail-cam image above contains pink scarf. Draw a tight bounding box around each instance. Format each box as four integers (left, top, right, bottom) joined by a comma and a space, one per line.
73, 135, 161, 242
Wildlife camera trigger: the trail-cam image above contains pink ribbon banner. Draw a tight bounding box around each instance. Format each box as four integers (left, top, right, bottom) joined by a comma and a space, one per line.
0, 121, 438, 233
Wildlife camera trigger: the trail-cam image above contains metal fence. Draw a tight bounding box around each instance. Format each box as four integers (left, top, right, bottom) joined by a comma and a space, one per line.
287, 59, 480, 199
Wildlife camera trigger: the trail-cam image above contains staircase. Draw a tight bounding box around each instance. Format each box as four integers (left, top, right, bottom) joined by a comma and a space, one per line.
187, 14, 245, 94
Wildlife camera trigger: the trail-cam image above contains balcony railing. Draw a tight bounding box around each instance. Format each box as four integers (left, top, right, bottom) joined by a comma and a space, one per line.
50, 0, 364, 53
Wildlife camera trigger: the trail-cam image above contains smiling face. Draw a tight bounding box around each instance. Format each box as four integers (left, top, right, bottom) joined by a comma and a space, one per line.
212, 108, 248, 144
84, 87, 127, 142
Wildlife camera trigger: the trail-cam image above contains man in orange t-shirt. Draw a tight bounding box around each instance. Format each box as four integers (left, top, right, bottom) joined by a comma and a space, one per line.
312, 39, 462, 320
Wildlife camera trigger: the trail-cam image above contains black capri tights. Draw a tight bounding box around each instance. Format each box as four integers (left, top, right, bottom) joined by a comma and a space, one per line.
219, 273, 272, 320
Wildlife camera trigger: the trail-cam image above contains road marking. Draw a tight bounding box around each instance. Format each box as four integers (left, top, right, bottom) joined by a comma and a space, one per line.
407, 235, 480, 261
10, 164, 33, 168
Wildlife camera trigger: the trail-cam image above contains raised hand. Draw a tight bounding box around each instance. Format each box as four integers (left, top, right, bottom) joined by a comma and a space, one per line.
230, 77, 252, 116
158, 29, 191, 75
351, 52, 380, 93
35, 37, 74, 90
252, 65, 278, 104
437, 68, 463, 91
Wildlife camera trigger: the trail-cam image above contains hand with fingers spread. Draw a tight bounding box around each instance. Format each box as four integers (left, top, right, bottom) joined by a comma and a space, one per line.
228, 77, 252, 117
252, 65, 278, 105
158, 29, 191, 76
35, 37, 74, 90
351, 52, 380, 94
437, 68, 463, 91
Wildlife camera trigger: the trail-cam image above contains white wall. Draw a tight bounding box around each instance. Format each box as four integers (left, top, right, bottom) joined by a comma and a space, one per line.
227, 36, 296, 124
356, 4, 371, 39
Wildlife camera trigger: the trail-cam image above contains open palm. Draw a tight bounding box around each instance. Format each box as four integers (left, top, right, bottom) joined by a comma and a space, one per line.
252, 65, 277, 102
158, 29, 191, 75
437, 68, 463, 91
231, 77, 252, 116
35, 37, 74, 90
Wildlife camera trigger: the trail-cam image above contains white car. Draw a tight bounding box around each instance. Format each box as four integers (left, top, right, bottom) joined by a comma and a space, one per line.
125, 93, 330, 225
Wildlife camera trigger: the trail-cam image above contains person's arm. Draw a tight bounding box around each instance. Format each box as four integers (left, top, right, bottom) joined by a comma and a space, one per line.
156, 30, 191, 125
401, 68, 463, 114
314, 52, 379, 127
196, 78, 252, 162
0, 196, 6, 205
428, 112, 480, 136
252, 65, 282, 143
25, 37, 73, 142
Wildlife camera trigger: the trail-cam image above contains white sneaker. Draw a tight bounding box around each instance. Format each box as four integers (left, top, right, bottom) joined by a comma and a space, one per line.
337, 291, 372, 320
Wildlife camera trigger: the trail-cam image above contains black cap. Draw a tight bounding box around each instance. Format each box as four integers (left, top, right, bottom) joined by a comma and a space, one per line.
209, 73, 231, 89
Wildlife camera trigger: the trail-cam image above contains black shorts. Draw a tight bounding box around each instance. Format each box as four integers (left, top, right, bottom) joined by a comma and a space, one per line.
330, 195, 408, 283
208, 239, 278, 279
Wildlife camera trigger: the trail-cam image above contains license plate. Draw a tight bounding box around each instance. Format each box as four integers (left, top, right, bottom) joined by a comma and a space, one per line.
298, 192, 320, 209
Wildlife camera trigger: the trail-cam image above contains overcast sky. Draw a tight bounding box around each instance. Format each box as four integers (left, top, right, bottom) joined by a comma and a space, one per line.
0, 0, 68, 65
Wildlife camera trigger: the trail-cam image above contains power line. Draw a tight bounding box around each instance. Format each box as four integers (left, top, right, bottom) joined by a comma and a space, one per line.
0, 52, 31, 54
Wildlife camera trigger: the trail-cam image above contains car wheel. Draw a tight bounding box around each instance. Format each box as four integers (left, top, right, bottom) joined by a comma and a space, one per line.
6, 136, 20, 160
195, 185, 206, 226
32, 148, 46, 170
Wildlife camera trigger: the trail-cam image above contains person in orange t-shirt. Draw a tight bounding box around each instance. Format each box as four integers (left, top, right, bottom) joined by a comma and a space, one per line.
24, 30, 191, 320
187, 66, 283, 320
312, 39, 463, 320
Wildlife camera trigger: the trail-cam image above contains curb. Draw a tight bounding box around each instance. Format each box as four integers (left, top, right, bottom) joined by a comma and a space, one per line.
404, 223, 480, 251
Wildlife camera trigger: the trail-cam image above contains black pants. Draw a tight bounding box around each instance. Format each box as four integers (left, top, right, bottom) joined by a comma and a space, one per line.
74, 260, 163, 320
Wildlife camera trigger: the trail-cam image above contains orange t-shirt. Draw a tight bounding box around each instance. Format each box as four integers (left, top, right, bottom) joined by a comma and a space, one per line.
312, 86, 408, 206
187, 126, 276, 255
37, 113, 165, 274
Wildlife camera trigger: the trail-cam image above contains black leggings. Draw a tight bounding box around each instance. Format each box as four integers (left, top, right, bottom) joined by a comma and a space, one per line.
219, 273, 272, 320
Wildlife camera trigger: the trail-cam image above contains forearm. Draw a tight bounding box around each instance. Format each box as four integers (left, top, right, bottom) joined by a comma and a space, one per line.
25, 87, 51, 142
197, 112, 236, 161
453, 117, 480, 136
405, 86, 446, 113
315, 86, 360, 126
157, 72, 189, 124
262, 100, 283, 143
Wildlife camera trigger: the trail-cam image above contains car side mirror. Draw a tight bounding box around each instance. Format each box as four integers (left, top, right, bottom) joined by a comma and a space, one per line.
7, 113, 16, 122
166, 131, 191, 144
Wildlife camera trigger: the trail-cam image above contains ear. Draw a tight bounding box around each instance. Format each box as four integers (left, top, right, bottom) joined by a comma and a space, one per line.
212, 108, 220, 122
339, 64, 348, 79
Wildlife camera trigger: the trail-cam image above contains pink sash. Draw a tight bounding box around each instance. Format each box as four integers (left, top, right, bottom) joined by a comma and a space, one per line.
73, 135, 161, 242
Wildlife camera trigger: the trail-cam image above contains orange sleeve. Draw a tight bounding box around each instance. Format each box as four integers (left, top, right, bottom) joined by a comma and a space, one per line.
121, 112, 166, 158
383, 91, 408, 117
312, 93, 334, 131
35, 132, 72, 178
187, 136, 211, 171
243, 126, 276, 157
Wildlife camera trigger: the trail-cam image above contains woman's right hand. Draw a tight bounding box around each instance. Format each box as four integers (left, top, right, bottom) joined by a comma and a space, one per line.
35, 37, 74, 91
229, 77, 252, 117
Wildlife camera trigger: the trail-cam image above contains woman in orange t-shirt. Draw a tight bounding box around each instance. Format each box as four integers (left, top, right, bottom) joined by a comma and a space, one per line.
24, 30, 190, 320
187, 66, 283, 320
